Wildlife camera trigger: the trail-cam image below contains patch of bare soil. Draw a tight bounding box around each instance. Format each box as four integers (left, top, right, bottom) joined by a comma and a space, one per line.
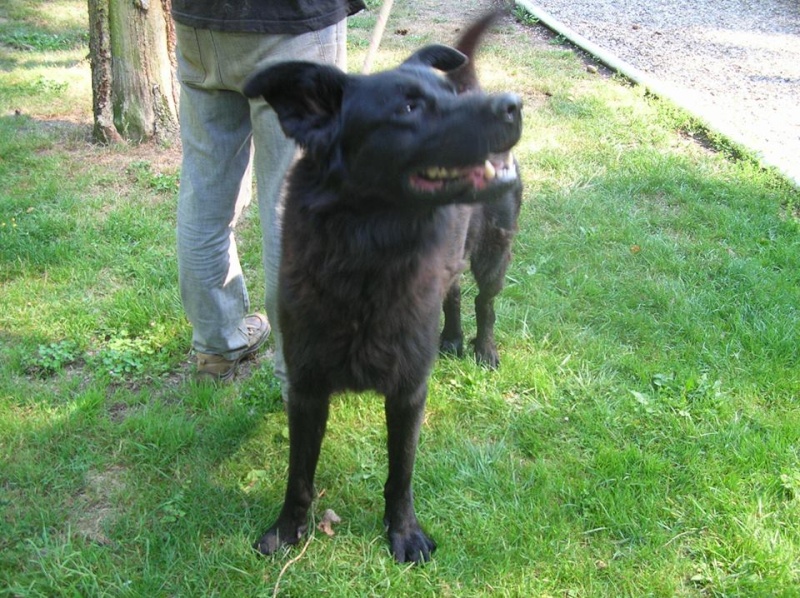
11, 111, 182, 192
71, 466, 127, 547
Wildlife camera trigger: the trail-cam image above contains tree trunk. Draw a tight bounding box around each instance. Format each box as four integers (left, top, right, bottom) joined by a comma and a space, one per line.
88, 0, 178, 144
88, 0, 122, 144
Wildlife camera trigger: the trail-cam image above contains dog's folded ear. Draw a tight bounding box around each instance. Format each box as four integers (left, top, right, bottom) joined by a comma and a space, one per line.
243, 62, 347, 151
401, 44, 467, 73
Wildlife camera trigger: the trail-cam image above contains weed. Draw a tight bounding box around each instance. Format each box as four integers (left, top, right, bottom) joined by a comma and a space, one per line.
1, 217, 19, 231
159, 489, 188, 524
89, 330, 169, 380
23, 340, 81, 376
512, 5, 539, 27
780, 471, 800, 500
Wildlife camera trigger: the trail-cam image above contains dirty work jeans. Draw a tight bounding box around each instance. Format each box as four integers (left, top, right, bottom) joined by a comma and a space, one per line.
175, 21, 347, 393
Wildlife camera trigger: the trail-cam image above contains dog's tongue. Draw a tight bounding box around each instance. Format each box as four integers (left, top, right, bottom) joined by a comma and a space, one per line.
468, 161, 495, 190
412, 177, 445, 192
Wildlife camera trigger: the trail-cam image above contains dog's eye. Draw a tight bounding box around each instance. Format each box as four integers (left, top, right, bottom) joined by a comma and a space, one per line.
397, 99, 423, 116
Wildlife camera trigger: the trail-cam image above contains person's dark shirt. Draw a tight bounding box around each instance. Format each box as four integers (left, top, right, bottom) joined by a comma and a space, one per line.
171, 0, 366, 34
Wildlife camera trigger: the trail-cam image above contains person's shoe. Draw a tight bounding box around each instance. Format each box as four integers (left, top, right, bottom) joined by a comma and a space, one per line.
196, 313, 271, 382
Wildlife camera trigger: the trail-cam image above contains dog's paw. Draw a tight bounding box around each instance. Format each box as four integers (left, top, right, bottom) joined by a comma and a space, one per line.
388, 524, 436, 564
475, 348, 500, 370
439, 336, 464, 358
253, 521, 307, 556
473, 340, 499, 369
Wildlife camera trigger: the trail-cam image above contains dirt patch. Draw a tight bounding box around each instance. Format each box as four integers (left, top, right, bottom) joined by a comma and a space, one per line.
71, 465, 127, 547
85, 138, 182, 179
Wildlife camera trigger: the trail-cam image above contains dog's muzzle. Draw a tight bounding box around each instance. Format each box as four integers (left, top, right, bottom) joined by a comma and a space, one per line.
492, 93, 523, 126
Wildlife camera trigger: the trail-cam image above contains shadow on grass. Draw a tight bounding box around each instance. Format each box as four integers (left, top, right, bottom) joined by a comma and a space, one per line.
1, 337, 289, 589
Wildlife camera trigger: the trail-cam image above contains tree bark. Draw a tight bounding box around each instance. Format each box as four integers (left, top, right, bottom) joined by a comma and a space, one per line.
88, 0, 122, 144
88, 0, 178, 144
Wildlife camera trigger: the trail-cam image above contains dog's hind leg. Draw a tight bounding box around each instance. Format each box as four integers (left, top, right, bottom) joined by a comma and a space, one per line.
440, 283, 465, 357
383, 383, 436, 563
254, 391, 330, 556
471, 228, 514, 369
474, 284, 501, 368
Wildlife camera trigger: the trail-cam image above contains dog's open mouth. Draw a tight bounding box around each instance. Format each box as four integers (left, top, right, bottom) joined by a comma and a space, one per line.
409, 153, 517, 193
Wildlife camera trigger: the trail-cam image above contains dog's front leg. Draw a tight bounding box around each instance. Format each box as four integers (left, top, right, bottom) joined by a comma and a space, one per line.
383, 383, 436, 563
254, 391, 330, 556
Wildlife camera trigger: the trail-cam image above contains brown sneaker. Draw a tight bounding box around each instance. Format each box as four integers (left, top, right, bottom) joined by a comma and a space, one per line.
196, 313, 271, 382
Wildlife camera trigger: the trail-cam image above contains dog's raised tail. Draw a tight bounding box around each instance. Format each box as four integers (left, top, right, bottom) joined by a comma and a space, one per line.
449, 11, 502, 93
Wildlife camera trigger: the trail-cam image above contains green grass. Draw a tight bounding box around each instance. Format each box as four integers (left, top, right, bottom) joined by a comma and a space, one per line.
2, 1, 800, 596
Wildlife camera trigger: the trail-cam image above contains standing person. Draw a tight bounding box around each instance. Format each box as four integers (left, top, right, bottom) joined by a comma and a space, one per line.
171, 1, 366, 387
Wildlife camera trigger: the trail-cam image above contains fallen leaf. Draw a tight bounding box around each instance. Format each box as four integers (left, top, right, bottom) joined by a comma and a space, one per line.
317, 509, 341, 537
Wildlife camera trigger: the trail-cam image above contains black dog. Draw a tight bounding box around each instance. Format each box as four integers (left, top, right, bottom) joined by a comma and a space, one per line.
244, 14, 522, 563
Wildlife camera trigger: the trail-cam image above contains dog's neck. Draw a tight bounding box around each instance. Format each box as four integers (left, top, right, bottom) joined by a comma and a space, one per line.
294, 199, 450, 258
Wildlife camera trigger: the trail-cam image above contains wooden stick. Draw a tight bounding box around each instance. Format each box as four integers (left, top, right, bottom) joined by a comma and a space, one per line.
362, 0, 395, 74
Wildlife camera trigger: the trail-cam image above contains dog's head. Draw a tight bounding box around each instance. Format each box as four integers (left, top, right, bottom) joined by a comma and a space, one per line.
244, 15, 522, 211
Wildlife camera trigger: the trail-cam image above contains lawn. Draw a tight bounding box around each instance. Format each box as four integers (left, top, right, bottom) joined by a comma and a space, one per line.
1, 0, 799, 596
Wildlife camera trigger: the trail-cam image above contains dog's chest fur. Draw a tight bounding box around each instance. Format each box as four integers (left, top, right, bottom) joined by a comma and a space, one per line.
279, 191, 468, 395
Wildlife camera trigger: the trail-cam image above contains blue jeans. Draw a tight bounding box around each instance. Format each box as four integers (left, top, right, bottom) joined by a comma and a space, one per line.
175, 21, 347, 392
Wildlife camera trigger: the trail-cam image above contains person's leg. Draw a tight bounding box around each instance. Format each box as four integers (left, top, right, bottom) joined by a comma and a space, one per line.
249, 21, 348, 398
175, 24, 268, 372
175, 21, 348, 386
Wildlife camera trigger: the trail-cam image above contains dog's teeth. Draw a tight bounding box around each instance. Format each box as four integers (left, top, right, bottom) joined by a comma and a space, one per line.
484, 160, 496, 180
424, 167, 462, 180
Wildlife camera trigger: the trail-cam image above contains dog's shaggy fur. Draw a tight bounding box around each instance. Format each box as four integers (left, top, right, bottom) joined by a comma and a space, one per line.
244, 14, 522, 563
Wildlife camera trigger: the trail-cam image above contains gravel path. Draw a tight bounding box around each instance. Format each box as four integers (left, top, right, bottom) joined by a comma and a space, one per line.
517, 0, 800, 186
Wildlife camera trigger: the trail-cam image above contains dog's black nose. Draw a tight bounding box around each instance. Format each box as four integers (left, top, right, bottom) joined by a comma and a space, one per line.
492, 93, 522, 124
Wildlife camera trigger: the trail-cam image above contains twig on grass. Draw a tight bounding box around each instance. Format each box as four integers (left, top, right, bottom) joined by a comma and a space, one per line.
272, 530, 314, 598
